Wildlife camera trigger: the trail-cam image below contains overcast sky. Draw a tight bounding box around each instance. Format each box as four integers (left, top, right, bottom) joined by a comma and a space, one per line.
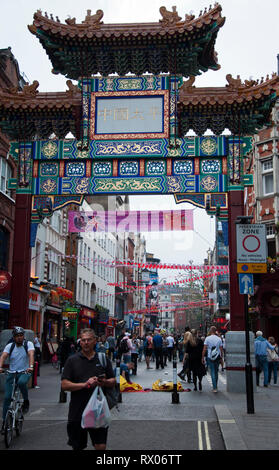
1, 0, 278, 277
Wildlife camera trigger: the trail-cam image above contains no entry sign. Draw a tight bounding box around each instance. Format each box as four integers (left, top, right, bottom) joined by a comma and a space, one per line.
236, 224, 267, 264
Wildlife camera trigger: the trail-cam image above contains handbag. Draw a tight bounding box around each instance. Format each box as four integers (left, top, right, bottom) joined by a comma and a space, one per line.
269, 349, 279, 361
81, 386, 111, 429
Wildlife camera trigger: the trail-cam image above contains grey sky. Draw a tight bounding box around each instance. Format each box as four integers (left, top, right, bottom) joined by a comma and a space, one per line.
1, 0, 277, 272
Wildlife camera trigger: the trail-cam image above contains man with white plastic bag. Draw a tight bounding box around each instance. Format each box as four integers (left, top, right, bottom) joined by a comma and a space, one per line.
61, 329, 115, 450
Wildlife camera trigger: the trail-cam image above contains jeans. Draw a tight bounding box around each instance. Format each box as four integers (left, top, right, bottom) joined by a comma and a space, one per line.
3, 372, 31, 421
207, 358, 220, 390
268, 361, 278, 384
255, 355, 269, 386
122, 354, 131, 364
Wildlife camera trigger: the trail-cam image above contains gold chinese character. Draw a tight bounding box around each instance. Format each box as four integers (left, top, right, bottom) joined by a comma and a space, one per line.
131, 108, 144, 120
148, 106, 160, 119
114, 108, 129, 120
98, 108, 113, 121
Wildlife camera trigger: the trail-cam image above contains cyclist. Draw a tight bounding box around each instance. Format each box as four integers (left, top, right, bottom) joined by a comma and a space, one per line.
0, 326, 35, 434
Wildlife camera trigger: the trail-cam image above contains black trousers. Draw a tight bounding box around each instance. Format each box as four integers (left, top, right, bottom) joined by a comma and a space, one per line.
154, 348, 164, 369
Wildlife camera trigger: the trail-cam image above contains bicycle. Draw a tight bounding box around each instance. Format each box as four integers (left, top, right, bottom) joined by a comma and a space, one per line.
2, 370, 27, 448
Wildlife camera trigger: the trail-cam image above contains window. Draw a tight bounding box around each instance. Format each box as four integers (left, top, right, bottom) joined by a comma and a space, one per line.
0, 157, 12, 198
262, 159, 274, 195
266, 224, 275, 237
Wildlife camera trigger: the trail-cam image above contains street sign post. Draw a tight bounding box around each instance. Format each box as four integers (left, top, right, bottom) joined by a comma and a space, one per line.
235, 217, 255, 414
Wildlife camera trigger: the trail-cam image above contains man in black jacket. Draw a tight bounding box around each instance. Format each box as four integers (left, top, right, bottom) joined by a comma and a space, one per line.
61, 328, 115, 450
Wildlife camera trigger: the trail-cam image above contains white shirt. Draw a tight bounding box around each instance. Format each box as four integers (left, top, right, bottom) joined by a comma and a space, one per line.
4, 341, 35, 372
167, 336, 174, 348
204, 335, 222, 359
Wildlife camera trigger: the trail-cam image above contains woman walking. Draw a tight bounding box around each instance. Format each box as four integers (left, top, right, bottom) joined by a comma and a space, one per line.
184, 329, 206, 391
178, 331, 192, 382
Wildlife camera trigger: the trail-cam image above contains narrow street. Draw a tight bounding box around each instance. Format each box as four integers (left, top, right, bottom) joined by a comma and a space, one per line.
0, 360, 226, 451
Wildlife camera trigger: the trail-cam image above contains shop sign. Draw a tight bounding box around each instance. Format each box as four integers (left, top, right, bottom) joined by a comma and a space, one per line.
63, 311, 78, 320
29, 291, 41, 310
50, 289, 60, 307
81, 307, 96, 319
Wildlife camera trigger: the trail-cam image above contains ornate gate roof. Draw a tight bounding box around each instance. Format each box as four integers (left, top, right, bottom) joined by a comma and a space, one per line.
178, 74, 279, 135
27, 4, 225, 79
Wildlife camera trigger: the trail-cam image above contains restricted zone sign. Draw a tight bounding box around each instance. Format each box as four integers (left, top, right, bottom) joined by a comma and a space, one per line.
236, 224, 267, 273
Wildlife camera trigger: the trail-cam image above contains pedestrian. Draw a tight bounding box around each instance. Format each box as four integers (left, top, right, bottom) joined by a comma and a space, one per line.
184, 329, 206, 391
153, 330, 164, 370
162, 332, 169, 366
255, 331, 275, 387
97, 335, 109, 354
34, 333, 41, 377
145, 331, 153, 369
131, 334, 139, 375
138, 336, 144, 362
267, 336, 279, 384
121, 332, 133, 364
107, 334, 116, 361
115, 362, 134, 383
61, 328, 116, 451
59, 337, 72, 373
167, 333, 174, 361
178, 331, 191, 382
202, 326, 223, 393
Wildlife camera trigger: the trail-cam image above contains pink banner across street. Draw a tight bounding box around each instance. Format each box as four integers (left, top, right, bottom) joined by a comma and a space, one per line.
68, 210, 193, 233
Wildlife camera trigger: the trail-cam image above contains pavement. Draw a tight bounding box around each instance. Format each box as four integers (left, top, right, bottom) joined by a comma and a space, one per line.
1, 358, 279, 451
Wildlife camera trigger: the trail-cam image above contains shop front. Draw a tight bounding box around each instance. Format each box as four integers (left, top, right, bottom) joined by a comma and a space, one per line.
29, 288, 42, 335
78, 307, 97, 336
62, 307, 79, 341
0, 270, 11, 332
42, 289, 62, 361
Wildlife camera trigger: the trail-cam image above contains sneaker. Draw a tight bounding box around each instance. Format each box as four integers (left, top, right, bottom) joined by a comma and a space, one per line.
212, 389, 218, 393
22, 399, 30, 413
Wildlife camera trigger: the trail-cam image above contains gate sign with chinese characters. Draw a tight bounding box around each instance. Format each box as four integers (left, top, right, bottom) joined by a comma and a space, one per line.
236, 224, 267, 273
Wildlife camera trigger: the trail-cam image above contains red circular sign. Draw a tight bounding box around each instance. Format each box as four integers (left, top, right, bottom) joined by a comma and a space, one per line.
242, 235, 260, 253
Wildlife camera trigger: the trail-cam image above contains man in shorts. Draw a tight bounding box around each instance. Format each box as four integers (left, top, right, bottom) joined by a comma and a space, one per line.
61, 328, 116, 450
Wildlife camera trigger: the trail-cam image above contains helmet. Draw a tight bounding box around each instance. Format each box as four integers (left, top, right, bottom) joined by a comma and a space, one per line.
12, 326, 25, 336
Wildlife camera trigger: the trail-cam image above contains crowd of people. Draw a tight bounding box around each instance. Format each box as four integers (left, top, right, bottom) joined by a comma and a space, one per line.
1, 325, 279, 450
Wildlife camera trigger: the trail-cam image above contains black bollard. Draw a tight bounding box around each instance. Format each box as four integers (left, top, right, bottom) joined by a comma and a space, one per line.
172, 349, 180, 404
116, 357, 122, 403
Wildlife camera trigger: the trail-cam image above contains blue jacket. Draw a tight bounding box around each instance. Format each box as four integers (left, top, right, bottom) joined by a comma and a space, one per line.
152, 334, 163, 348
254, 336, 274, 356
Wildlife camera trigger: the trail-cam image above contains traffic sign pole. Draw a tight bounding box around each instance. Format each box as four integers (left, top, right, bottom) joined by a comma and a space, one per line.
236, 216, 255, 415
244, 293, 255, 414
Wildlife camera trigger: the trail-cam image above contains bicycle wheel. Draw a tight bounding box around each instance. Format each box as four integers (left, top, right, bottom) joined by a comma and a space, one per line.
4, 411, 14, 448
15, 410, 24, 436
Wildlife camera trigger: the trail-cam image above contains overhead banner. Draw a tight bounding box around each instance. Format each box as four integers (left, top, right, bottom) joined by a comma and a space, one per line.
68, 210, 193, 233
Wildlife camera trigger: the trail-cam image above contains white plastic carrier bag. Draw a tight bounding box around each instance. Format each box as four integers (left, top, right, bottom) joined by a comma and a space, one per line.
81, 386, 111, 429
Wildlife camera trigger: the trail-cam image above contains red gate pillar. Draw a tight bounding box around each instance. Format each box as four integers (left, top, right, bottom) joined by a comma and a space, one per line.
9, 194, 32, 328
228, 190, 245, 330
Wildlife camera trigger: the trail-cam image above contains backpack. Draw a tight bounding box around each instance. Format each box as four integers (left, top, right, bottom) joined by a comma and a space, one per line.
118, 337, 130, 354
97, 352, 119, 409
6, 338, 28, 358
210, 346, 220, 361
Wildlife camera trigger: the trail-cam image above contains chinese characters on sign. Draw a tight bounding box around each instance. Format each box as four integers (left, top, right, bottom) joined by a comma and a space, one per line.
90, 90, 169, 139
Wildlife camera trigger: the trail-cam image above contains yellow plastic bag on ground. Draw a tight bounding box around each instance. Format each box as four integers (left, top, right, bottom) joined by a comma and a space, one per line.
152, 379, 183, 391
120, 375, 143, 392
